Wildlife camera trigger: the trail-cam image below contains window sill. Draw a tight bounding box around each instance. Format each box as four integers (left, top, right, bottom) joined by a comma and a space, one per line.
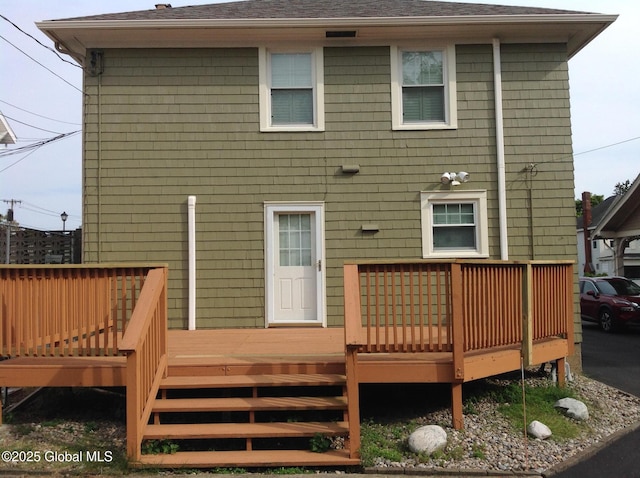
423, 252, 490, 259
393, 122, 458, 131
261, 125, 325, 133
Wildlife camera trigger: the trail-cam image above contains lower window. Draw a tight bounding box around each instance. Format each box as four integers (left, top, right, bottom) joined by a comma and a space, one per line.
420, 191, 488, 258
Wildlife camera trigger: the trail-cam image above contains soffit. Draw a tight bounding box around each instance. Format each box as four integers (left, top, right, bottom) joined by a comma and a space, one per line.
37, 14, 616, 64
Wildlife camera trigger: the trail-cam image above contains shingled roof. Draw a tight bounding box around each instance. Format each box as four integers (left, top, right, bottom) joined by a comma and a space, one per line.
38, 0, 615, 64
55, 0, 592, 22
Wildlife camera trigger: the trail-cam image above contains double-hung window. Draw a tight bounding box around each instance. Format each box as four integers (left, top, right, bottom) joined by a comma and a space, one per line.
391, 45, 457, 130
420, 191, 488, 258
259, 47, 324, 132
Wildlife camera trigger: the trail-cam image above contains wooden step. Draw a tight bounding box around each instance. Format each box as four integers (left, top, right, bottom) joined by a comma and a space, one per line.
143, 421, 349, 440
136, 449, 360, 468
153, 395, 347, 413
160, 373, 346, 389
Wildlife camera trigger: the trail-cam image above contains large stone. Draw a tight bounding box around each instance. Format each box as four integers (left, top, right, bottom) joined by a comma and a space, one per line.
407, 425, 447, 455
527, 420, 552, 439
554, 397, 589, 420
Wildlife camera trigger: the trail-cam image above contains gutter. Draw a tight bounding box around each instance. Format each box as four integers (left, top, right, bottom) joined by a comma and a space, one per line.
36, 14, 617, 30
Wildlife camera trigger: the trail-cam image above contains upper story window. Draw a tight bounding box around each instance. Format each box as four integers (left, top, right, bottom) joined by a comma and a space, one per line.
391, 45, 457, 130
259, 47, 325, 132
420, 191, 488, 258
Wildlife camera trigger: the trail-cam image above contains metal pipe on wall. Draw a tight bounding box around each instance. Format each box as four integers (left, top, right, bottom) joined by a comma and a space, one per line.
493, 38, 509, 260
188, 195, 197, 330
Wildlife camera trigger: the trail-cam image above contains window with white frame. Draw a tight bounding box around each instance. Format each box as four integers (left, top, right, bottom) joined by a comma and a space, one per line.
420, 191, 488, 258
391, 45, 457, 130
259, 47, 325, 132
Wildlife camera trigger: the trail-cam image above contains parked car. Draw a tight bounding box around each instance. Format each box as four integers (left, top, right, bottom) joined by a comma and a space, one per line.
579, 276, 640, 332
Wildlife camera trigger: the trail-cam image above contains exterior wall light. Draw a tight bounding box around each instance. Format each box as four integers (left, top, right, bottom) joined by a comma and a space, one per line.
441, 171, 470, 186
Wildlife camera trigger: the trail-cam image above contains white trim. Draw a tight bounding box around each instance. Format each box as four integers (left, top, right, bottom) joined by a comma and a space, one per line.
420, 190, 489, 258
259, 47, 325, 132
391, 44, 457, 130
38, 15, 618, 31
264, 202, 326, 327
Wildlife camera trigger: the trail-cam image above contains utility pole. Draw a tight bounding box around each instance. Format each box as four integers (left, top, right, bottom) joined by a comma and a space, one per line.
2, 199, 21, 264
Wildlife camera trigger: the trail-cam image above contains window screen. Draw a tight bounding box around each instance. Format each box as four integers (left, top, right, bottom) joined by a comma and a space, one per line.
402, 51, 445, 122
271, 53, 313, 125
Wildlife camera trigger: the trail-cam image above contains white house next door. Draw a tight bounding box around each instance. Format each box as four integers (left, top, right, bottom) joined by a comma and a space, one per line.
265, 203, 325, 326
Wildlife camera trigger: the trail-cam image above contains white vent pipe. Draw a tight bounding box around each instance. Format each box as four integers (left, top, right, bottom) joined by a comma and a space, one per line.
493, 38, 509, 260
188, 195, 197, 330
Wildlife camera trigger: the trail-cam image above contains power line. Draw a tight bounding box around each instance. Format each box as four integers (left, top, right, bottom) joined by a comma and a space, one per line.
0, 131, 81, 159
0, 34, 84, 94
3, 115, 65, 135
20, 205, 78, 221
20, 201, 81, 220
0, 99, 82, 126
0, 147, 41, 173
573, 136, 640, 158
0, 14, 81, 69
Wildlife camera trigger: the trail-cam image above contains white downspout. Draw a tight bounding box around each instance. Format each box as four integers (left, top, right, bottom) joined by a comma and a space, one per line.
493, 38, 509, 260
188, 195, 197, 330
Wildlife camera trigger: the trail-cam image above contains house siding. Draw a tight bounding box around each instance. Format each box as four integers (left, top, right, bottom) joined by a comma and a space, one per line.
82, 43, 578, 331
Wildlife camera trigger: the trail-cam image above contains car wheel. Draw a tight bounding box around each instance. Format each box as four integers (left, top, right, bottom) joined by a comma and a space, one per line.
599, 308, 617, 332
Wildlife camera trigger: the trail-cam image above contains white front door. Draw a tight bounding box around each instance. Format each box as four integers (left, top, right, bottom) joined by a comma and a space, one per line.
265, 203, 325, 326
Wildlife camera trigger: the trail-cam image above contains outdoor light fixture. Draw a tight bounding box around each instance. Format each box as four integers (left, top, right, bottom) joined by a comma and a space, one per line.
440, 171, 470, 187
61, 211, 68, 232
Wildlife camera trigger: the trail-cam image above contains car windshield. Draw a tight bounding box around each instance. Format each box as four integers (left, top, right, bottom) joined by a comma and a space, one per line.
596, 279, 640, 296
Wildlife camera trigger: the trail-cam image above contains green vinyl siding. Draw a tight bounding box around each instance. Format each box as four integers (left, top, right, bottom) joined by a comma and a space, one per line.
82, 44, 578, 336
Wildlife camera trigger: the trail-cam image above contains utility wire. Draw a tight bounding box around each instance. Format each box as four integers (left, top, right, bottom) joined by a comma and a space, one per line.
21, 201, 81, 220
0, 34, 83, 94
0, 131, 80, 158
3, 115, 65, 135
0, 14, 81, 68
0, 99, 81, 126
20, 205, 80, 221
0, 146, 40, 173
573, 136, 640, 158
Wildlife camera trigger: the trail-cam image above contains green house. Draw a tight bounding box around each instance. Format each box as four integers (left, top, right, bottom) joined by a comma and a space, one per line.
38, 0, 615, 345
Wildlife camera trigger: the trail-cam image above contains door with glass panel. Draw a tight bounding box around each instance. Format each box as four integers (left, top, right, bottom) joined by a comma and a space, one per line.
265, 204, 324, 325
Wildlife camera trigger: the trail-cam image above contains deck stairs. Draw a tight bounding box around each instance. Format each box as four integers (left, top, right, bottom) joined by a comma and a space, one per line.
137, 365, 360, 468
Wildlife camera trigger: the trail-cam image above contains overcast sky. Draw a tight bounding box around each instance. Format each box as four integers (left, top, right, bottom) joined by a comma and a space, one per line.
1, 0, 638, 231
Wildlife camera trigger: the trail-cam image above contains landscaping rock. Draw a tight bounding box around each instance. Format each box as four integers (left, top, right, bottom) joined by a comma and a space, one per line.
554, 397, 589, 420
407, 425, 447, 455
527, 420, 552, 439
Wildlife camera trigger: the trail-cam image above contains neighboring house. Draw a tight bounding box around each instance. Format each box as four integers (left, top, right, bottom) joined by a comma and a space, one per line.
0, 111, 17, 146
37, 0, 615, 334
577, 175, 640, 280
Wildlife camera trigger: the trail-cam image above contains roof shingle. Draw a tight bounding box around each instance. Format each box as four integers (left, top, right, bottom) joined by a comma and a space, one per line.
54, 0, 593, 22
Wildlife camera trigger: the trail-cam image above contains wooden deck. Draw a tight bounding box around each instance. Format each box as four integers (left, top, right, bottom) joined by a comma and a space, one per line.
0, 261, 575, 469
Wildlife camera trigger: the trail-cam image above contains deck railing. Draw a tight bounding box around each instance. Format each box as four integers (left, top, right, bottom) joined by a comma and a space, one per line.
345, 259, 574, 362
0, 264, 168, 462
119, 267, 168, 462
344, 259, 574, 433
0, 265, 159, 357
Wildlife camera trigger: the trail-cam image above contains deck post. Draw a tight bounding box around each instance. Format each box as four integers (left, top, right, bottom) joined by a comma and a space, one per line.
343, 263, 362, 459
522, 263, 534, 367
565, 264, 575, 358
343, 264, 362, 346
450, 263, 464, 430
345, 345, 361, 459
451, 383, 463, 430
556, 357, 566, 387
126, 350, 142, 462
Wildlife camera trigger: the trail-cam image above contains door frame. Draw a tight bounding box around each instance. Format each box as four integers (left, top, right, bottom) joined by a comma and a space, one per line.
264, 202, 326, 327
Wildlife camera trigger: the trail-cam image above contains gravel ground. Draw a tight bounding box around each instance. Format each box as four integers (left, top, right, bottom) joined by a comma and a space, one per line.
369, 372, 640, 474
1, 372, 639, 475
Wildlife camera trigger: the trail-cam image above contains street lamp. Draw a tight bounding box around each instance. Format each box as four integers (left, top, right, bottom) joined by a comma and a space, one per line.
61, 211, 68, 232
